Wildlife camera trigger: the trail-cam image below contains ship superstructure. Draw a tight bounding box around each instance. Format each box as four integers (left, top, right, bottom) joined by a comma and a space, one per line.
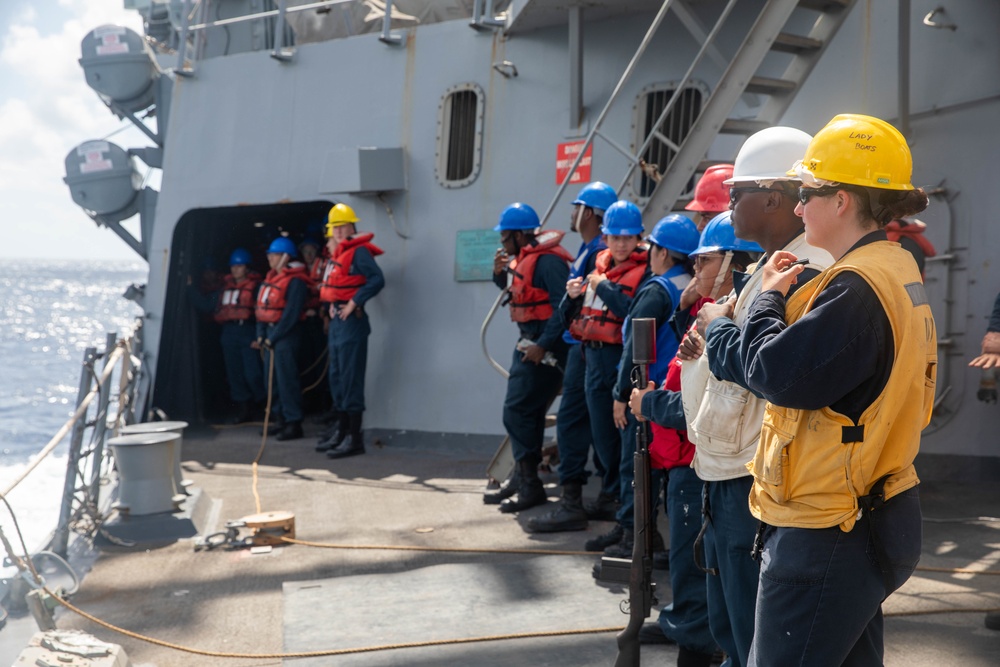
64, 0, 1000, 478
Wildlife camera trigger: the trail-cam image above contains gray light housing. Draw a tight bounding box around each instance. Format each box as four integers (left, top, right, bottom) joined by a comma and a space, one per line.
63, 140, 141, 222
80, 25, 157, 112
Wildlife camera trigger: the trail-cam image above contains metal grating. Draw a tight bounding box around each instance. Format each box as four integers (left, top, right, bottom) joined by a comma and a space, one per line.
635, 86, 703, 198
445, 89, 478, 182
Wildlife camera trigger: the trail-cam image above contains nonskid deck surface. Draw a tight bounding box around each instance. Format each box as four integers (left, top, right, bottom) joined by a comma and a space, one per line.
45, 424, 1000, 666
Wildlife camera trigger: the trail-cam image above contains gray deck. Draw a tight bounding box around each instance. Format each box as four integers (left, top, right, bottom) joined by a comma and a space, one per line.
9, 423, 1000, 666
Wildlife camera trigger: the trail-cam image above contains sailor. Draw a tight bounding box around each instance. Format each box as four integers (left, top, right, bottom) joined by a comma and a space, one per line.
628, 212, 762, 656
524, 181, 612, 532
216, 248, 266, 423
884, 217, 936, 280
562, 200, 648, 553
686, 164, 734, 231
737, 114, 935, 665
659, 127, 832, 664
605, 214, 698, 561
187, 248, 267, 423
297, 234, 329, 411
490, 202, 571, 513
316, 203, 385, 459
254, 236, 311, 441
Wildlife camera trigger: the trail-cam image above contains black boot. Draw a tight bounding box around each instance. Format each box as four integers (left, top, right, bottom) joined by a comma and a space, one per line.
315, 411, 347, 451
483, 471, 520, 505
526, 482, 588, 532
499, 460, 547, 513
584, 523, 624, 552
677, 646, 714, 667
261, 416, 284, 436
227, 401, 254, 425
276, 421, 303, 441
327, 412, 365, 459
584, 491, 620, 521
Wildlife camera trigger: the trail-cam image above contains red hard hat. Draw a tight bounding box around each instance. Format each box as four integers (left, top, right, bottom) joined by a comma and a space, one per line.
685, 164, 734, 213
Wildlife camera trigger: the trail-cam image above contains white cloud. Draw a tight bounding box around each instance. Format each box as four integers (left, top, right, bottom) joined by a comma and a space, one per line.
0, 0, 150, 261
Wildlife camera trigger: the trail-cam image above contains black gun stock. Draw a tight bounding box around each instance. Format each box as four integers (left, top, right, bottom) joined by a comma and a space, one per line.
614, 317, 657, 667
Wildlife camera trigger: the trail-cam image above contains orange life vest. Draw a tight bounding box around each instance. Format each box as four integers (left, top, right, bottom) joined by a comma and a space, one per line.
568, 248, 648, 345
214, 272, 261, 324
507, 230, 573, 323
256, 263, 311, 324
319, 233, 384, 303
305, 257, 326, 313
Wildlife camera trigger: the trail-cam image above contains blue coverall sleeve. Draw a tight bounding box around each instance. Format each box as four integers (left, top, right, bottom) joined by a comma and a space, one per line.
534, 254, 570, 351
266, 278, 306, 345
989, 292, 1000, 333
595, 275, 640, 319
740, 275, 886, 410
615, 284, 672, 401
640, 389, 686, 430
349, 247, 384, 307
186, 285, 218, 315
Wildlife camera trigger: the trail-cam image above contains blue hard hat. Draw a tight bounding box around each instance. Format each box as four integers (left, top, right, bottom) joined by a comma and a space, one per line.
601, 201, 644, 236
229, 248, 252, 266
572, 182, 617, 213
267, 236, 298, 257
646, 214, 699, 256
299, 235, 322, 248
494, 202, 540, 232
691, 211, 764, 255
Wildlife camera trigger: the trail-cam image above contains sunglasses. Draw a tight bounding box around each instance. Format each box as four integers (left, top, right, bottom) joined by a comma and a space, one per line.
797, 185, 841, 205
729, 186, 776, 207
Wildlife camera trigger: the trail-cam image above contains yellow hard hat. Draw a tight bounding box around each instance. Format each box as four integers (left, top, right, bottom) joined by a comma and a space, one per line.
789, 114, 914, 191
326, 203, 359, 236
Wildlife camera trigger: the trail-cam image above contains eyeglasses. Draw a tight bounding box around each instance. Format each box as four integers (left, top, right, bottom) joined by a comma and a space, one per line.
693, 253, 723, 267
797, 185, 841, 205
729, 186, 774, 207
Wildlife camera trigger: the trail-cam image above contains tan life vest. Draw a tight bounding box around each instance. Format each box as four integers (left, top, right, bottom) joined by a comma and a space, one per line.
747, 241, 937, 531
684, 236, 832, 481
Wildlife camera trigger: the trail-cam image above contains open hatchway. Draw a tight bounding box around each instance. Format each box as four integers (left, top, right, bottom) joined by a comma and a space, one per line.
153, 200, 334, 424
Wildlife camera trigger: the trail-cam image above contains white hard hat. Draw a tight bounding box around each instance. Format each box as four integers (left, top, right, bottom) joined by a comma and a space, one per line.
723, 126, 813, 185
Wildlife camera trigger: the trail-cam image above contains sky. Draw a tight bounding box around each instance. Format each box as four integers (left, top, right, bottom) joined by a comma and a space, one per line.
0, 0, 151, 261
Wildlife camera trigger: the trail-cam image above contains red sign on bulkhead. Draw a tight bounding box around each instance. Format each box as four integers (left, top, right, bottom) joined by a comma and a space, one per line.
556, 141, 593, 185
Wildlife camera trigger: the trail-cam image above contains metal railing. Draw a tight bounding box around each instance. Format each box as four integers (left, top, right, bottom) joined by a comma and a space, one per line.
0, 322, 147, 559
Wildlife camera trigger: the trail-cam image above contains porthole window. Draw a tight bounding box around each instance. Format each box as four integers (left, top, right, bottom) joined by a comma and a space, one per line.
632, 83, 706, 199
436, 83, 484, 188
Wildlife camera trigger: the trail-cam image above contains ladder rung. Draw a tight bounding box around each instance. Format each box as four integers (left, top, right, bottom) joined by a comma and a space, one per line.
772, 31, 823, 53
721, 119, 771, 135
745, 76, 797, 95
797, 0, 850, 12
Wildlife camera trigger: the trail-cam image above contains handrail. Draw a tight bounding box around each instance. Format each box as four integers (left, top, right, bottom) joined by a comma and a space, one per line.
534, 0, 675, 230
0, 345, 125, 499
188, 0, 355, 31
480, 0, 674, 375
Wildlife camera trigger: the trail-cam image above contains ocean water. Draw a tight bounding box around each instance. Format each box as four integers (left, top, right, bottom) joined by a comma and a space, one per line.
0, 260, 146, 560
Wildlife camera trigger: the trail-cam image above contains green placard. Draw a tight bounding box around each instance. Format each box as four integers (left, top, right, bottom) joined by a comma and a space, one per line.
455, 229, 501, 282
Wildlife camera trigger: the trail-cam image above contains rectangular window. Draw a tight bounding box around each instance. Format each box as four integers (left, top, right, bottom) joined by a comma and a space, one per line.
635, 86, 703, 198
436, 84, 484, 188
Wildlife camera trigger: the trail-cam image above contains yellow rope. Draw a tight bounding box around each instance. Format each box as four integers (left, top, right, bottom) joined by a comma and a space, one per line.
915, 565, 1000, 575
252, 350, 276, 515
49, 586, 620, 659
280, 536, 593, 556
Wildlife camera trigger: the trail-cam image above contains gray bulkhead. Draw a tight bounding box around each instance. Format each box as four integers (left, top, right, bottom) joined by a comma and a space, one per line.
140, 0, 1000, 472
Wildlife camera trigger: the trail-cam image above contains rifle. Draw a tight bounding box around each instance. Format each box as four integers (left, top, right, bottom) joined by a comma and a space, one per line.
612, 317, 657, 667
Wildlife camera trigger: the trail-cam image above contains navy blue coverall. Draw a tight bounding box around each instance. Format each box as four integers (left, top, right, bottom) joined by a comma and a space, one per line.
257, 276, 307, 423
556, 236, 606, 487
494, 253, 569, 466
327, 247, 385, 414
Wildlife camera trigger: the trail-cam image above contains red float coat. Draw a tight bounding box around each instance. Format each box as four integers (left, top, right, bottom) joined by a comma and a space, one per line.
256, 264, 311, 324
319, 233, 383, 303
507, 230, 573, 323
214, 272, 261, 323
648, 300, 707, 470
569, 248, 647, 345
